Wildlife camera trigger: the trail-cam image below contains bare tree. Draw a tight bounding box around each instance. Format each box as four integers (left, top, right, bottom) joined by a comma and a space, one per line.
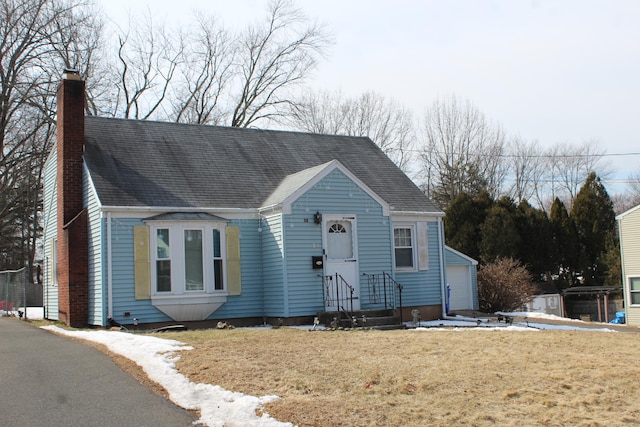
170, 14, 234, 125
229, 0, 331, 127
288, 89, 417, 173
507, 137, 549, 209
111, 11, 184, 120
0, 0, 97, 272
420, 95, 507, 209
548, 140, 611, 206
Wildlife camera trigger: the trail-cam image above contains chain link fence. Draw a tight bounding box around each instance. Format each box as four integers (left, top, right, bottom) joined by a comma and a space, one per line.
0, 267, 32, 319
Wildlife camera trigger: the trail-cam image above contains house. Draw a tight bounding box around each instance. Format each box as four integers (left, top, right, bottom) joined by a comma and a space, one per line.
42, 71, 476, 328
617, 204, 640, 326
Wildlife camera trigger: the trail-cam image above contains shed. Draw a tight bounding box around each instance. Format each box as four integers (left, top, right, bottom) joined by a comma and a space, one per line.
444, 246, 478, 312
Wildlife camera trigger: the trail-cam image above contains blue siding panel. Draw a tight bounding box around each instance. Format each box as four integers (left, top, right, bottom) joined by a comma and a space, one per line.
42, 151, 59, 320
396, 221, 444, 306
108, 218, 171, 325
284, 169, 394, 316
84, 174, 104, 326
209, 219, 266, 319
261, 215, 286, 317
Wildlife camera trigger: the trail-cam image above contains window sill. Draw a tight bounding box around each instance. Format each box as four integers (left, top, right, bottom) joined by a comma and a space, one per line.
395, 267, 418, 273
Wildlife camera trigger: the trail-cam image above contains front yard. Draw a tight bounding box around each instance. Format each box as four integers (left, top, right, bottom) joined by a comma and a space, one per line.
164, 326, 640, 426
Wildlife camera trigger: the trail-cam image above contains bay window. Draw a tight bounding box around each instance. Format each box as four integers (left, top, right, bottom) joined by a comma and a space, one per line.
150, 222, 226, 296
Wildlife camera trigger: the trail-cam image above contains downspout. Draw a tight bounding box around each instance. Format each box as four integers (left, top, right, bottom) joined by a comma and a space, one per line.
107, 212, 113, 321
438, 218, 480, 323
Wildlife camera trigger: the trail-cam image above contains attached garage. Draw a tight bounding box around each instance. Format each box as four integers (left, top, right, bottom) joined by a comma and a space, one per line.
445, 246, 478, 312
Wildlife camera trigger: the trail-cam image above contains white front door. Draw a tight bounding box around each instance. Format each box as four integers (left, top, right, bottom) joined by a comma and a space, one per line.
323, 216, 360, 311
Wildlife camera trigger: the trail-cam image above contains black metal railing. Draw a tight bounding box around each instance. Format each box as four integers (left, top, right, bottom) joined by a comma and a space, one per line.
363, 272, 403, 322
323, 273, 355, 320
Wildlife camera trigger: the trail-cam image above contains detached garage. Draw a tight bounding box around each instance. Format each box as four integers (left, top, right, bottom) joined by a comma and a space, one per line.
445, 246, 478, 312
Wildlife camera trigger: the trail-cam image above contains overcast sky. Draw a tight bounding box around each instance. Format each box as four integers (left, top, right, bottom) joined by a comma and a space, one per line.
99, 0, 640, 192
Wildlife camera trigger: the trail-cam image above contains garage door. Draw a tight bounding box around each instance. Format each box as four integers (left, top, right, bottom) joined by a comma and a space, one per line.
447, 266, 472, 311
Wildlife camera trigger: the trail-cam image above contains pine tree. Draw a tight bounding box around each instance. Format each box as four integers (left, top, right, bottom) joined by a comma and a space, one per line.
444, 190, 493, 261
479, 198, 520, 263
549, 198, 579, 288
570, 172, 617, 285
515, 200, 552, 277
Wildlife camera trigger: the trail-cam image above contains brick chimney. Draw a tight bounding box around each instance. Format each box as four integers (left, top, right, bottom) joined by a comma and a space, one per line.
56, 69, 88, 327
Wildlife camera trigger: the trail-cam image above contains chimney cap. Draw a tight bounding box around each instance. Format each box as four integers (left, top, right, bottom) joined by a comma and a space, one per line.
62, 68, 82, 81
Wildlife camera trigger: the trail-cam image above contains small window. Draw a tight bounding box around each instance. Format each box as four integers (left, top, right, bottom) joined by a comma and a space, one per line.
394, 227, 414, 269
213, 229, 223, 290
630, 277, 640, 305
329, 223, 347, 233
156, 229, 171, 292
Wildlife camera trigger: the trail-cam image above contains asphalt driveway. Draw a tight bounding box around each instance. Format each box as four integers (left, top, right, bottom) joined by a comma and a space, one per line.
0, 317, 196, 427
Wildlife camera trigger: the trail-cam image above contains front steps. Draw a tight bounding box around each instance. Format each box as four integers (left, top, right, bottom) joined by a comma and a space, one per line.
316, 309, 405, 330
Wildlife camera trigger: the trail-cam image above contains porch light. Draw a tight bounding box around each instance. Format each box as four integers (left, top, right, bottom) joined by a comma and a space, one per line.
314, 212, 322, 224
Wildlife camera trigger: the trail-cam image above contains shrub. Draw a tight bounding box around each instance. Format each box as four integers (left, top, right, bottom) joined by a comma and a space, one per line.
477, 257, 536, 313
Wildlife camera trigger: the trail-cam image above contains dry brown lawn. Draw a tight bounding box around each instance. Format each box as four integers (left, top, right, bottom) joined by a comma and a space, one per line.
154, 326, 640, 427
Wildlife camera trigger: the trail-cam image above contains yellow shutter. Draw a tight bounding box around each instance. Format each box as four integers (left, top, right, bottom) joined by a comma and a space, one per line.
134, 225, 151, 300
226, 226, 242, 296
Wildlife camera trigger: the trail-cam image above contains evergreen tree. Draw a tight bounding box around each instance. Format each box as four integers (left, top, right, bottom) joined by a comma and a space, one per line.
444, 190, 493, 261
515, 200, 552, 277
549, 198, 579, 288
479, 198, 520, 263
570, 172, 617, 285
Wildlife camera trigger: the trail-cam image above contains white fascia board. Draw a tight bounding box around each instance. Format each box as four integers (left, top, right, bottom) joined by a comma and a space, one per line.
391, 211, 445, 221
84, 162, 103, 209
616, 203, 640, 220
100, 206, 260, 220
279, 159, 390, 216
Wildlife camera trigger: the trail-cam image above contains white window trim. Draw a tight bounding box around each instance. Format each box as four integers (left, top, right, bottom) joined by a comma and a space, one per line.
629, 276, 640, 306
149, 221, 228, 302
393, 224, 417, 272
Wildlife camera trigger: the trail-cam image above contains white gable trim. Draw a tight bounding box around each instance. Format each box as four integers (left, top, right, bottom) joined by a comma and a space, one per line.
83, 161, 102, 208
276, 160, 390, 216
616, 203, 640, 220
445, 245, 479, 266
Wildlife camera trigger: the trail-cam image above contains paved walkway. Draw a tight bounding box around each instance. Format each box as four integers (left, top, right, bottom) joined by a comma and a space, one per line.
0, 317, 196, 427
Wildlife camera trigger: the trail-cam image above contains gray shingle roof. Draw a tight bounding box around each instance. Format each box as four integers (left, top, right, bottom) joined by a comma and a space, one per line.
84, 117, 442, 214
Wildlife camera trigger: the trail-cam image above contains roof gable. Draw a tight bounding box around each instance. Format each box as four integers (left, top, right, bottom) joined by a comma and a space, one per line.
616, 203, 640, 220
262, 160, 390, 215
83, 117, 442, 214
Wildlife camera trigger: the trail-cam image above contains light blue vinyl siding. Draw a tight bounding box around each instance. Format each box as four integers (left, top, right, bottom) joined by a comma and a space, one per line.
261, 214, 286, 317
42, 149, 58, 320
107, 217, 170, 325
84, 172, 103, 325
395, 221, 444, 306
284, 169, 393, 316
208, 219, 265, 319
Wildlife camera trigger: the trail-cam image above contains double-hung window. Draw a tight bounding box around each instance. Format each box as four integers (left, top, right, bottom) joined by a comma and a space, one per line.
394, 226, 415, 270
393, 222, 430, 271
630, 277, 640, 305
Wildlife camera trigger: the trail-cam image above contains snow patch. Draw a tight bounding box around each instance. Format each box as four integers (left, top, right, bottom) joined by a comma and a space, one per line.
41, 326, 293, 427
